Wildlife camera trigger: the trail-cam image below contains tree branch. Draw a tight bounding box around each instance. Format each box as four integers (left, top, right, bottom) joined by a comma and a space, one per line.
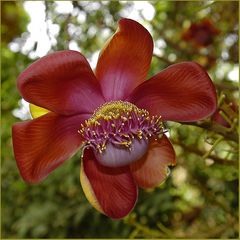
179, 121, 238, 143
172, 139, 238, 166
215, 82, 239, 91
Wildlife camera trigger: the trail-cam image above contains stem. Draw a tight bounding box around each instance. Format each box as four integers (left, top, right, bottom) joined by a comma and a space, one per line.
217, 92, 226, 107
130, 222, 162, 238
219, 110, 233, 126
215, 82, 238, 91
157, 222, 175, 238
172, 140, 238, 166
203, 135, 224, 159
179, 121, 238, 143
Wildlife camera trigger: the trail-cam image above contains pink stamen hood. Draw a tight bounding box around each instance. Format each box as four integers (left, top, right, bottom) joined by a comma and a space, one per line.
79, 100, 164, 167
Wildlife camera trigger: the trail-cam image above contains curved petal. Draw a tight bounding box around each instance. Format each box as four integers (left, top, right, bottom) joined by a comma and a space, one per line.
130, 135, 176, 189
80, 147, 138, 219
17, 50, 105, 115
128, 62, 217, 122
95, 18, 153, 101
12, 112, 90, 183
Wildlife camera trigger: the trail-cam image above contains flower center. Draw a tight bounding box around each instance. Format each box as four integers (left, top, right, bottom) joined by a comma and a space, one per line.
79, 101, 164, 167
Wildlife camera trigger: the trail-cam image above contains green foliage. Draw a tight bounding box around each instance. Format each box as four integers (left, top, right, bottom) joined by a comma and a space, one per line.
1, 1, 238, 238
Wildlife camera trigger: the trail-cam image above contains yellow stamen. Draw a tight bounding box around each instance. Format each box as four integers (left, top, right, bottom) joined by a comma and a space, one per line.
85, 100, 147, 126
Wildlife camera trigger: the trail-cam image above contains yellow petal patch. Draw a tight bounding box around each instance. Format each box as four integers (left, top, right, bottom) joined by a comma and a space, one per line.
80, 160, 103, 213
29, 103, 50, 118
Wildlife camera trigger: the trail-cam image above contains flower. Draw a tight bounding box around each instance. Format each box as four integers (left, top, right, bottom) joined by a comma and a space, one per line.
12, 18, 217, 219
182, 19, 220, 47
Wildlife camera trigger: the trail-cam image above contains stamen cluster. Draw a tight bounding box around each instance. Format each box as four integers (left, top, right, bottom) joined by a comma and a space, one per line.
79, 101, 163, 153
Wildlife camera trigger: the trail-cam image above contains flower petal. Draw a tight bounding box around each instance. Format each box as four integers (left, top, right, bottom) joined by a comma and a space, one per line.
29, 103, 49, 118
128, 62, 217, 122
80, 160, 103, 214
80, 147, 138, 219
12, 112, 90, 183
130, 135, 176, 189
96, 18, 153, 101
18, 50, 105, 115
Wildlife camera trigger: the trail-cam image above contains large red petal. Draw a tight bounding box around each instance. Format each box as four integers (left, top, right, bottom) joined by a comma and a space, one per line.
130, 135, 176, 189
95, 18, 153, 101
81, 147, 138, 219
12, 112, 90, 183
128, 62, 217, 122
17, 50, 105, 115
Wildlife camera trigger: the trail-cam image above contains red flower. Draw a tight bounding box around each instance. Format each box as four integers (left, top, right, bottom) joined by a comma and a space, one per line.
182, 19, 220, 47
12, 18, 217, 219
